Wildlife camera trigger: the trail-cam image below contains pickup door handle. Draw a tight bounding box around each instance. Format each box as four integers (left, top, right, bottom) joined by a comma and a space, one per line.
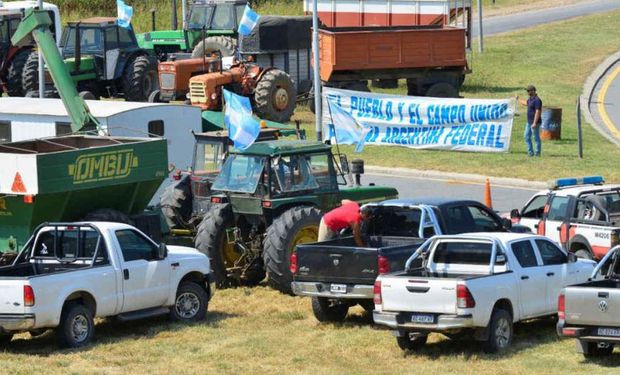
123, 269, 129, 280
521, 275, 529, 280
547, 272, 555, 277
171, 262, 180, 267
599, 292, 609, 298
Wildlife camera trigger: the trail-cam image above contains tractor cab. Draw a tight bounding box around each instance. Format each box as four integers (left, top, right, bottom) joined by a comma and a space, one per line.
187, 0, 247, 32
0, 14, 20, 52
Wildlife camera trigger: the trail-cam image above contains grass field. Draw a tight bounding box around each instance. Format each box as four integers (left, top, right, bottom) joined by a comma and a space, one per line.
1, 286, 619, 374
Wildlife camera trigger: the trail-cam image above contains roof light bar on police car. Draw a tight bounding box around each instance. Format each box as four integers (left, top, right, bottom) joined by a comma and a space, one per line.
549, 176, 605, 190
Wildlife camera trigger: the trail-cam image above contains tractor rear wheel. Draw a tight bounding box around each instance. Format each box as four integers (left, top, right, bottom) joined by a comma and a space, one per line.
263, 206, 321, 295
83, 209, 132, 224
192, 36, 236, 58
21, 51, 40, 95
123, 55, 158, 102
254, 69, 297, 123
160, 175, 193, 231
7, 48, 31, 97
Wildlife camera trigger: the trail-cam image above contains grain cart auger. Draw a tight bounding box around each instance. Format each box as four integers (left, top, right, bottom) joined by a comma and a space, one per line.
0, 9, 168, 262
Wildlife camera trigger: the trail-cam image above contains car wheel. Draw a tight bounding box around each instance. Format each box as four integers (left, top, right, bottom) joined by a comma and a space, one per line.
56, 302, 94, 348
170, 281, 208, 322
311, 297, 349, 323
396, 332, 428, 351
483, 309, 513, 353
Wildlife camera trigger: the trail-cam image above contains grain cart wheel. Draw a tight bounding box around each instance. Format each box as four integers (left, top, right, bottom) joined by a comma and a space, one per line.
192, 36, 236, 58
254, 69, 297, 123
160, 175, 193, 230
396, 332, 428, 351
123, 55, 158, 102
263, 206, 321, 295
21, 51, 40, 95
170, 282, 208, 322
195, 204, 238, 288
311, 297, 349, 323
83, 209, 132, 224
482, 309, 513, 354
425, 82, 459, 98
56, 302, 95, 348
7, 49, 30, 97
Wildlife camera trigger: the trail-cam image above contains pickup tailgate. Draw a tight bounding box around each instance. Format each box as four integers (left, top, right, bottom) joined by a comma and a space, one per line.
296, 242, 379, 284
565, 285, 620, 327
0, 280, 27, 315
381, 274, 458, 314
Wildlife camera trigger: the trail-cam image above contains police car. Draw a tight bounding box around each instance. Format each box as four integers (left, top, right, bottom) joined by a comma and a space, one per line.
510, 176, 620, 260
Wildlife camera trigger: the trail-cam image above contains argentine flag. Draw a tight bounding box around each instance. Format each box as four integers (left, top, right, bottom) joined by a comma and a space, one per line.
117, 0, 133, 29
238, 5, 260, 36
223, 89, 260, 150
327, 98, 371, 153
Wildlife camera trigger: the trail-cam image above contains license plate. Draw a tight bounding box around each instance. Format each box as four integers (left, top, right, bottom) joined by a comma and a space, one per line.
330, 284, 347, 294
598, 327, 620, 337
411, 314, 434, 324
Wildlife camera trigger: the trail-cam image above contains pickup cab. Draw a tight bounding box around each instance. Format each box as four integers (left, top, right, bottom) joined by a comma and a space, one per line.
291, 198, 522, 322
373, 233, 595, 353
557, 245, 620, 357
0, 222, 214, 348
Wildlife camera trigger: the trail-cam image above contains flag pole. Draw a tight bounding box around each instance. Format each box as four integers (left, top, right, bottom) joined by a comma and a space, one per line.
312, 0, 322, 141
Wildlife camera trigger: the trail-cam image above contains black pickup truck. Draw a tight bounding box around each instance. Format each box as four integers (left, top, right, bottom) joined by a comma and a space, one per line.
291, 198, 522, 322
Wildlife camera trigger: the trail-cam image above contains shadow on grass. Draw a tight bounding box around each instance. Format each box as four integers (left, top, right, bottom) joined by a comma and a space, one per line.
4, 310, 237, 356
581, 353, 620, 367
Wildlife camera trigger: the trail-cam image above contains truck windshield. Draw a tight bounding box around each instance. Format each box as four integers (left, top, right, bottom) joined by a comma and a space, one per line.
365, 207, 422, 237
193, 140, 224, 175
62, 27, 104, 55
188, 6, 214, 29
433, 241, 493, 265
212, 154, 265, 193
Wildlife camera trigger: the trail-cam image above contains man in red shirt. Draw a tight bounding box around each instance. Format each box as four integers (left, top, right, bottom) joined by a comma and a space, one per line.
318, 200, 366, 246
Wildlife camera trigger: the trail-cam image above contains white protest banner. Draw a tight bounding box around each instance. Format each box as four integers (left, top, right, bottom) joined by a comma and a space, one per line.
322, 88, 515, 152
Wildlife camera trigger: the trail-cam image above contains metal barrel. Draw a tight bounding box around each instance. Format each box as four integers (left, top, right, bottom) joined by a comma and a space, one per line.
541, 107, 562, 140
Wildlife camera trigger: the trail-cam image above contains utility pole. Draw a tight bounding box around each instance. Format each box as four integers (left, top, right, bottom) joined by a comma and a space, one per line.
477, 0, 483, 53
38, 0, 44, 98
312, 0, 322, 141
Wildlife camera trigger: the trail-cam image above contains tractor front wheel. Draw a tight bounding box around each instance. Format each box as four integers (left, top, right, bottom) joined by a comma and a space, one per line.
21, 51, 40, 95
254, 69, 297, 123
192, 36, 236, 58
123, 55, 158, 102
263, 206, 321, 294
196, 204, 238, 288
7, 48, 31, 97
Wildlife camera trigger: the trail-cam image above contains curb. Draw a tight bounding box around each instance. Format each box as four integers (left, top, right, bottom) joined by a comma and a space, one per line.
581, 50, 620, 147
365, 165, 547, 190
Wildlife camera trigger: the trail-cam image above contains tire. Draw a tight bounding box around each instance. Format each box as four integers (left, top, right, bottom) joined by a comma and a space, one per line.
83, 208, 132, 224
148, 89, 161, 103
371, 79, 398, 89
191, 36, 236, 58
396, 332, 428, 351
574, 249, 593, 260
7, 48, 31, 97
311, 297, 349, 323
582, 341, 614, 358
0, 334, 12, 348
79, 91, 97, 100
425, 82, 459, 98
263, 206, 321, 294
56, 302, 95, 348
160, 175, 193, 231
170, 281, 208, 322
21, 51, 40, 95
254, 68, 297, 123
195, 204, 238, 288
406, 79, 418, 96
343, 80, 370, 92
359, 300, 375, 314
123, 55, 158, 102
483, 309, 513, 354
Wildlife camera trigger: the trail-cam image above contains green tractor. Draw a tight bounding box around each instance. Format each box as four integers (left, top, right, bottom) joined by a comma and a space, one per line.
194, 140, 398, 294
23, 17, 158, 101
137, 0, 247, 60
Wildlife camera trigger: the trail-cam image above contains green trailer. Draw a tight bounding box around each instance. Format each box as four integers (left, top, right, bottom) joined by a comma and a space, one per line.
0, 135, 168, 254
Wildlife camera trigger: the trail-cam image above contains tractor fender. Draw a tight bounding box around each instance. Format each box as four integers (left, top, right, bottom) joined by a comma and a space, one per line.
271, 201, 320, 217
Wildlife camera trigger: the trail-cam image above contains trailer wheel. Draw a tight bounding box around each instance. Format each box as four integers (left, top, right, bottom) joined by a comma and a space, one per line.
160, 175, 193, 230
582, 341, 614, 358
396, 332, 428, 351
123, 55, 158, 102
254, 69, 297, 123
83, 209, 132, 224
425, 82, 459, 98
482, 309, 513, 353
192, 36, 236, 58
263, 206, 321, 295
311, 297, 349, 322
56, 302, 94, 348
7, 48, 31, 97
21, 51, 40, 95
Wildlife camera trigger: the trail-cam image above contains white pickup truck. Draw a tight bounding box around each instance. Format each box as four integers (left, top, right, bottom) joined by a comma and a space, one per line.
373, 232, 595, 353
0, 222, 214, 348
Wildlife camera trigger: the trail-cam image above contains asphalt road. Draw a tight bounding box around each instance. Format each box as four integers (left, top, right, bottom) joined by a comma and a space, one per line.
366, 173, 536, 212
591, 60, 620, 142
472, 0, 620, 37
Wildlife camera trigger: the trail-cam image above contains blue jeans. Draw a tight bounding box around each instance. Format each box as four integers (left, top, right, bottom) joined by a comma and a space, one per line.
524, 123, 541, 156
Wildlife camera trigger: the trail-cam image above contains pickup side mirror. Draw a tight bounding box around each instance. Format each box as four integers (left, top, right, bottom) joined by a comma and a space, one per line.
568, 252, 577, 263
157, 243, 168, 260
510, 209, 521, 219
495, 254, 506, 265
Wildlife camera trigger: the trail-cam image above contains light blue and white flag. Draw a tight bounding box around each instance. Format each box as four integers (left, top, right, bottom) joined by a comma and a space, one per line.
327, 97, 371, 153
238, 5, 260, 36
223, 89, 260, 150
117, 0, 133, 29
